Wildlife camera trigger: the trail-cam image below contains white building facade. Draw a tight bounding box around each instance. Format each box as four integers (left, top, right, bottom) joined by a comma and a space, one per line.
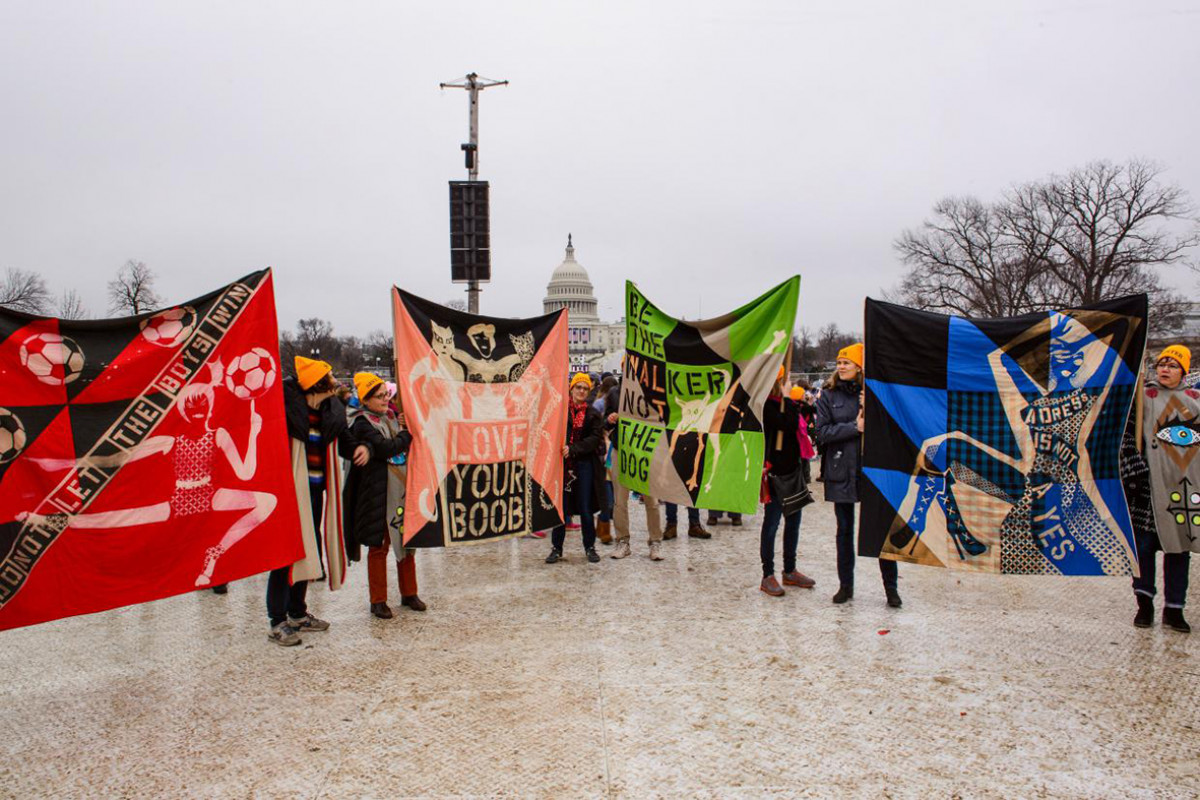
542, 236, 625, 374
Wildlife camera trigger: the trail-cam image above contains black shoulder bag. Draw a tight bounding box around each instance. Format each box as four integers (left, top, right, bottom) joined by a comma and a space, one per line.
768, 467, 814, 517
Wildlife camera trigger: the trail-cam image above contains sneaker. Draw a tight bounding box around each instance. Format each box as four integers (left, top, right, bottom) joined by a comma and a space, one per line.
760, 575, 785, 597
1164, 607, 1191, 633
529, 529, 547, 539
730, 514, 743, 527
648, 541, 664, 561
832, 586, 853, 604
287, 613, 330, 632
566, 521, 582, 530
267, 622, 302, 647
1134, 594, 1154, 628
610, 540, 631, 559
545, 549, 563, 564
662, 523, 678, 541
885, 587, 903, 608
370, 602, 393, 619
401, 595, 427, 612
781, 570, 815, 588
586, 548, 601, 563
687, 523, 711, 539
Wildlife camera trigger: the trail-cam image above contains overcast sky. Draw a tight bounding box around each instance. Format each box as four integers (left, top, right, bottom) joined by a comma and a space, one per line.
1, 0, 1197, 339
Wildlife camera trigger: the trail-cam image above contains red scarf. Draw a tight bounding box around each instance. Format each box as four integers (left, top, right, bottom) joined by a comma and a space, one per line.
566, 401, 588, 463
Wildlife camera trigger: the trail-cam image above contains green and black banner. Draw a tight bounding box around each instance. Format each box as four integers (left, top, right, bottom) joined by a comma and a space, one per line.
616, 277, 799, 514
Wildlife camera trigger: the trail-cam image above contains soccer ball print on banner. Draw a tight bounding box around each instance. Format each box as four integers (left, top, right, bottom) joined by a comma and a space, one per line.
0, 270, 302, 630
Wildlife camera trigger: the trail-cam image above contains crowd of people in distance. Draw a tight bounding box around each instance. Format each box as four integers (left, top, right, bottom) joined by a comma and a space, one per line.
221, 341, 1197, 647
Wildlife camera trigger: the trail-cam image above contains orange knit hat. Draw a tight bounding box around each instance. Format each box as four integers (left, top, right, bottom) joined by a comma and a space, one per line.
1157, 345, 1191, 374
354, 372, 385, 402
294, 356, 332, 390
837, 343, 864, 369
790, 386, 805, 401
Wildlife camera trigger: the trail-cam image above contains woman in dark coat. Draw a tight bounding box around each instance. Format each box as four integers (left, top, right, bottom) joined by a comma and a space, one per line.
343, 373, 418, 619
758, 370, 818, 596
545, 373, 606, 564
266, 358, 362, 647
814, 343, 901, 608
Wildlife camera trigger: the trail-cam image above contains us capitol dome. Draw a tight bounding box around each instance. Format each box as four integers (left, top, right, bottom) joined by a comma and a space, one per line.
543, 235, 624, 373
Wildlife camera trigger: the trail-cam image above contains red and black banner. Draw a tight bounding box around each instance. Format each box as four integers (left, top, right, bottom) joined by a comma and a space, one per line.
0, 270, 302, 630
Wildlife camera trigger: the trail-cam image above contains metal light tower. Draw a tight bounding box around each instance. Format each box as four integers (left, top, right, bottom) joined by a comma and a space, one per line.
441, 72, 508, 313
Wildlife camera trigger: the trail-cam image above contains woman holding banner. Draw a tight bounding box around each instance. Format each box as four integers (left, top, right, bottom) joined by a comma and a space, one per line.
545, 373, 606, 564
814, 344, 902, 608
759, 367, 817, 596
343, 373, 422, 620
1126, 345, 1196, 633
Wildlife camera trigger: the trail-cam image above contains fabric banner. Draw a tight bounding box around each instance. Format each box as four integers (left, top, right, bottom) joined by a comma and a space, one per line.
392, 289, 567, 547
0, 270, 302, 630
1141, 382, 1200, 553
616, 277, 799, 515
860, 295, 1147, 575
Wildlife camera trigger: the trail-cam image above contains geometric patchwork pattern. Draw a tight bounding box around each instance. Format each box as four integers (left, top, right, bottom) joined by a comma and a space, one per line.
862, 295, 1148, 575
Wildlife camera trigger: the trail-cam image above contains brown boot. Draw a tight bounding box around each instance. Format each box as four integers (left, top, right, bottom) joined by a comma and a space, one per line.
782, 570, 816, 588
401, 595, 427, 612
760, 575, 785, 597
596, 520, 613, 544
688, 523, 711, 539
662, 523, 678, 540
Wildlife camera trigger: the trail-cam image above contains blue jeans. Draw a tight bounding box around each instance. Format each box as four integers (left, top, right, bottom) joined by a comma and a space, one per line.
835, 502, 897, 590
663, 502, 699, 526
266, 483, 320, 626
760, 499, 801, 577
598, 479, 614, 523
1133, 532, 1190, 608
552, 459, 597, 552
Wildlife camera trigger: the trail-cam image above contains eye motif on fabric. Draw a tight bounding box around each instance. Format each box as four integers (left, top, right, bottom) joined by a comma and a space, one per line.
1156, 420, 1200, 448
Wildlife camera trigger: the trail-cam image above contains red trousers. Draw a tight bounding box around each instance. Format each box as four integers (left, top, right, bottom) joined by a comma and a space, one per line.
367, 535, 417, 604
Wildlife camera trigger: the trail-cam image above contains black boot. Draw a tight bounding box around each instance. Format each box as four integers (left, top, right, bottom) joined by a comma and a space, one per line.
885, 586, 903, 608
1134, 594, 1154, 628
1164, 607, 1191, 633
832, 586, 853, 604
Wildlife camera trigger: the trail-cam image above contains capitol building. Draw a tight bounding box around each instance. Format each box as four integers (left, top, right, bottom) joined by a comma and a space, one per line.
542, 235, 625, 374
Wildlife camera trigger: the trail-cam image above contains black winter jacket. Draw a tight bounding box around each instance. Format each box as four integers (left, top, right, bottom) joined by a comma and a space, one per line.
763, 396, 804, 477
814, 380, 862, 503
343, 413, 412, 558
565, 403, 606, 516
603, 381, 621, 452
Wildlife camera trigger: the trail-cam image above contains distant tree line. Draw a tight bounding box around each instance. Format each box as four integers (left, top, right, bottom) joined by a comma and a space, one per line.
790, 325, 860, 373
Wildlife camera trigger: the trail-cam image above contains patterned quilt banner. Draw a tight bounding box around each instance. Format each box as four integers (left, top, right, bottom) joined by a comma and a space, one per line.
0, 270, 303, 630
616, 277, 799, 515
860, 295, 1148, 575
392, 289, 567, 547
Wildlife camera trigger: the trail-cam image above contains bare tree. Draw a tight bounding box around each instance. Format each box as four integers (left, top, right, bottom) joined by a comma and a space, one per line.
894, 159, 1199, 333
895, 196, 1055, 317
57, 289, 88, 320
0, 268, 51, 314
444, 298, 467, 312
791, 327, 817, 371
364, 329, 393, 363
107, 260, 162, 315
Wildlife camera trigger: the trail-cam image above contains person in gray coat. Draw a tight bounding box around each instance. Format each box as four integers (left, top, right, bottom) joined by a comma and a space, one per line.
813, 343, 901, 608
